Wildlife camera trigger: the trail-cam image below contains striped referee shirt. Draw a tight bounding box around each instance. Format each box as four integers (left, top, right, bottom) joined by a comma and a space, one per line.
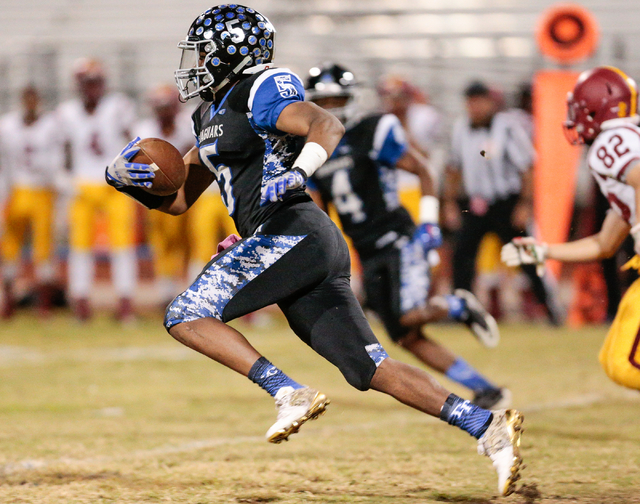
449, 109, 534, 203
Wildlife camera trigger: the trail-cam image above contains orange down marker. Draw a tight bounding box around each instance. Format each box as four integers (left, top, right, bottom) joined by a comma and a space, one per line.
533, 4, 600, 279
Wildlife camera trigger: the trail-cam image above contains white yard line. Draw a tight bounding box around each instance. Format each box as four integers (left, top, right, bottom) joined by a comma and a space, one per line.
2, 390, 637, 475
0, 344, 199, 367
1, 436, 265, 474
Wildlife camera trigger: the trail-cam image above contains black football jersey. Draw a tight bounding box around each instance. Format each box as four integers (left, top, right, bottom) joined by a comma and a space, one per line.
191, 66, 308, 237
309, 113, 415, 258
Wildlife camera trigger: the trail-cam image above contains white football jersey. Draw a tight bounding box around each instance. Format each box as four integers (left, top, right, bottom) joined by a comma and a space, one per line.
57, 93, 135, 183
587, 123, 640, 226
0, 110, 64, 189
134, 111, 194, 156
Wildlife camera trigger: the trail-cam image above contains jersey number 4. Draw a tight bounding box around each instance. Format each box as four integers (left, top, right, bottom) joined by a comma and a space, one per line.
331, 170, 366, 224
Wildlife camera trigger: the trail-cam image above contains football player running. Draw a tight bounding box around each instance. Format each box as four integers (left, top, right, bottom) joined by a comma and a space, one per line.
502, 66, 640, 390
304, 64, 507, 409
106, 5, 525, 496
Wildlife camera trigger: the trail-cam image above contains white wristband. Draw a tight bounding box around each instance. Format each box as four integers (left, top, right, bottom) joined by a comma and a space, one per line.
292, 142, 328, 178
631, 223, 640, 240
419, 195, 440, 224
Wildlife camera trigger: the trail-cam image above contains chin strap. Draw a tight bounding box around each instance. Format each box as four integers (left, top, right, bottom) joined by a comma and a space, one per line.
208, 56, 253, 98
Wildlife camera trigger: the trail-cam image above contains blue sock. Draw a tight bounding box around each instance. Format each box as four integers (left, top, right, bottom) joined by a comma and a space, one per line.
248, 357, 303, 397
445, 295, 467, 321
445, 358, 498, 393
440, 393, 493, 439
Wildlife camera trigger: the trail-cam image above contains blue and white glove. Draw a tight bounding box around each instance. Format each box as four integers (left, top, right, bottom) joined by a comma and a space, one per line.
260, 168, 307, 206
105, 137, 156, 190
413, 223, 443, 252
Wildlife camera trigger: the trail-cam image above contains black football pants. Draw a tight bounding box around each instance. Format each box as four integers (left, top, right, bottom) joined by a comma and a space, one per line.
452, 195, 554, 316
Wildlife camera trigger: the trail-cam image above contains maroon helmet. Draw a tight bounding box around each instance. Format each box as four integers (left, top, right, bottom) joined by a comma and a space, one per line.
564, 66, 638, 145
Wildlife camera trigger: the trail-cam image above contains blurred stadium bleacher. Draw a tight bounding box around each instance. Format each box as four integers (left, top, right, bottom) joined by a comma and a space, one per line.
1, 0, 640, 120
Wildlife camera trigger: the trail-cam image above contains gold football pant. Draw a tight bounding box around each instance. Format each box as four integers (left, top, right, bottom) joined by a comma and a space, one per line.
599, 257, 640, 390
2, 186, 55, 280
70, 184, 135, 250
188, 192, 237, 271
68, 184, 137, 298
398, 187, 420, 222
148, 211, 189, 278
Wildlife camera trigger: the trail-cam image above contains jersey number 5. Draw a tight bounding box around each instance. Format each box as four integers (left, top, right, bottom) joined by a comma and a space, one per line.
200, 143, 235, 215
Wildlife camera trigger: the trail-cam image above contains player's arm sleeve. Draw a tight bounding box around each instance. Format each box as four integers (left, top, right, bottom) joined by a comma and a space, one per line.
370, 114, 408, 167
248, 69, 305, 134
618, 156, 640, 182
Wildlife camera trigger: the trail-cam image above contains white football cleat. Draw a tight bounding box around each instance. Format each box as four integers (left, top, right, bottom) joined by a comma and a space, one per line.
455, 289, 500, 348
266, 386, 330, 443
477, 409, 525, 496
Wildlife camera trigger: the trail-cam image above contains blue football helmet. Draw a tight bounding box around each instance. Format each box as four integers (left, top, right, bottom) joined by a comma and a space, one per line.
305, 63, 358, 122
175, 4, 276, 101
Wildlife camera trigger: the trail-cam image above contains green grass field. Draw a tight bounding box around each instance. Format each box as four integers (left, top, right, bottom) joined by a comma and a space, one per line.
1, 312, 639, 503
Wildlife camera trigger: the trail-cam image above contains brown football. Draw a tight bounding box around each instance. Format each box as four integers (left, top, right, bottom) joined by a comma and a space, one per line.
130, 138, 186, 196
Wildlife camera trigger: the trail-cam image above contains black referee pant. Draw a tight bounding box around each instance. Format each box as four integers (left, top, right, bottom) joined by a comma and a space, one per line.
452, 194, 558, 323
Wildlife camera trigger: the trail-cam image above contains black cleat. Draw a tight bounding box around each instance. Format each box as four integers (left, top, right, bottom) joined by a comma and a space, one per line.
473, 387, 512, 410
455, 289, 500, 348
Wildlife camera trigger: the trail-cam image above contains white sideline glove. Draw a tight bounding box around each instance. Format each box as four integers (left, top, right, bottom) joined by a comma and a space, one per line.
501, 237, 548, 277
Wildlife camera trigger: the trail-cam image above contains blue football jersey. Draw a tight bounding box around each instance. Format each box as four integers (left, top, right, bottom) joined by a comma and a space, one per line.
191, 67, 308, 237
309, 113, 415, 258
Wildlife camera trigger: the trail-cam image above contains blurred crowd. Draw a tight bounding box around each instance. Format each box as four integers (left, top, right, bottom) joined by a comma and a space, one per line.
0, 58, 235, 322
0, 57, 632, 324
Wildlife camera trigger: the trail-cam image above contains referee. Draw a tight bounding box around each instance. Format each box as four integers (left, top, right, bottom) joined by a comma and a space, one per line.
443, 81, 562, 325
